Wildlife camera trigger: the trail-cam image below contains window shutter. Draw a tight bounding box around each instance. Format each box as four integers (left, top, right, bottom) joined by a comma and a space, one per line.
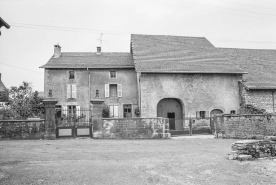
76, 105, 81, 117
105, 84, 109, 97
196, 111, 200, 119
62, 106, 67, 117
67, 85, 71, 99
205, 111, 209, 119
118, 84, 122, 97
114, 105, 119, 118
72, 85, 77, 99
109, 105, 113, 118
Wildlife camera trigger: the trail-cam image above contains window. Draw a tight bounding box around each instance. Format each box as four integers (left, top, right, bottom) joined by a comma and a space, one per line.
196, 111, 209, 119
67, 84, 77, 99
230, 110, 236, 114
110, 71, 116, 79
123, 104, 132, 118
110, 84, 117, 97
69, 71, 75, 80
105, 84, 122, 97
109, 105, 119, 118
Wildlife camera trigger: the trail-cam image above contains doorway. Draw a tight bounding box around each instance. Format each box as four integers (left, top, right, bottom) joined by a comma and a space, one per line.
167, 112, 175, 130
157, 98, 183, 130
210, 109, 224, 132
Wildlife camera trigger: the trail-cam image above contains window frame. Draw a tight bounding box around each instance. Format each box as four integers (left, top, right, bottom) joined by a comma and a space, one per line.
69, 71, 75, 80
110, 71, 117, 79
123, 104, 132, 118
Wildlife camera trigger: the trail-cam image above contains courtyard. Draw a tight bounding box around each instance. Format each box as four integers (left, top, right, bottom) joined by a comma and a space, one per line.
0, 138, 276, 185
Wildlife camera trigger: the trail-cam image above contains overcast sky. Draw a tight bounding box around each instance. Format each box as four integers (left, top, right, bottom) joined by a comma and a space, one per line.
1, 0, 276, 92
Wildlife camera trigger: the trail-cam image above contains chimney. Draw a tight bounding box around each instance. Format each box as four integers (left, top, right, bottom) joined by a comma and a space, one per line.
54, 44, 61, 58
96, 46, 101, 54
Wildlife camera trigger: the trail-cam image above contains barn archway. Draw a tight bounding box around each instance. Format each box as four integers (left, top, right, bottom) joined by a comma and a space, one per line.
157, 98, 183, 130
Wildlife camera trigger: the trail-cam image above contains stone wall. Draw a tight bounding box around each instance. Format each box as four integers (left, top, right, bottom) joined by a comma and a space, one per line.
214, 115, 276, 139
93, 118, 170, 139
0, 120, 45, 139
240, 84, 275, 113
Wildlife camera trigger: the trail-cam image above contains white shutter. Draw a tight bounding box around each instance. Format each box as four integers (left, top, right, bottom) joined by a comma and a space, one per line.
118, 84, 122, 97
67, 85, 71, 99
109, 105, 114, 118
105, 84, 109, 97
76, 105, 81, 117
62, 106, 67, 117
114, 105, 119, 118
72, 85, 77, 99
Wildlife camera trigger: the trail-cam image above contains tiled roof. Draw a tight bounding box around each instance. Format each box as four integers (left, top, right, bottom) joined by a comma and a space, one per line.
40, 52, 134, 69
218, 48, 276, 89
0, 81, 6, 91
131, 34, 246, 74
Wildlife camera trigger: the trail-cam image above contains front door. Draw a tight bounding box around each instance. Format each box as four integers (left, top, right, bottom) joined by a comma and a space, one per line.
167, 112, 175, 130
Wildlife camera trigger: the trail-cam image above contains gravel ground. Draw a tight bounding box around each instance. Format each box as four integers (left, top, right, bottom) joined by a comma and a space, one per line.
0, 138, 276, 185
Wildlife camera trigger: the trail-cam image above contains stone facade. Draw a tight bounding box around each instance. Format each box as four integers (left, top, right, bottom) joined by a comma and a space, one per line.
139, 73, 242, 130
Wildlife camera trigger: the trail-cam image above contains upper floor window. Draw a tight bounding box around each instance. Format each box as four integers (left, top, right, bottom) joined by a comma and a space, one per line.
105, 84, 122, 97
67, 84, 77, 99
69, 71, 75, 80
110, 71, 116, 79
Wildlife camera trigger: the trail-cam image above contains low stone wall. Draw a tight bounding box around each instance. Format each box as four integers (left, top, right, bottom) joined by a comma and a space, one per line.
214, 115, 276, 139
0, 119, 45, 139
93, 117, 170, 139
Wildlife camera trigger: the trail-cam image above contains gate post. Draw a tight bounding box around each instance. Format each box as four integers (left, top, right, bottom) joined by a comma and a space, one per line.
90, 99, 104, 137
43, 90, 58, 140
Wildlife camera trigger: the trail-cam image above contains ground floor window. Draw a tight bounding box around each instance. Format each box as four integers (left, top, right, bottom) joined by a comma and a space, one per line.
196, 111, 209, 119
109, 105, 119, 118
123, 104, 132, 118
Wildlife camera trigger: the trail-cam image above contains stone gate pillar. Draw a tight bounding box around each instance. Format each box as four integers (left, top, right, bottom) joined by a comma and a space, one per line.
90, 99, 104, 133
43, 91, 58, 139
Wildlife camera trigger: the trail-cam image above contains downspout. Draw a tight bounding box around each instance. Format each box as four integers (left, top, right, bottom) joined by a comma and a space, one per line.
87, 68, 91, 110
137, 72, 141, 113
273, 91, 275, 114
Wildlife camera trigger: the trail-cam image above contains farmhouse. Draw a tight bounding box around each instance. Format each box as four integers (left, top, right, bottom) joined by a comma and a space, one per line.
40, 34, 275, 131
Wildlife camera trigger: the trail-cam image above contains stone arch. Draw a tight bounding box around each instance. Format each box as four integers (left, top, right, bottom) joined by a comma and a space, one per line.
157, 98, 184, 130
210, 109, 224, 133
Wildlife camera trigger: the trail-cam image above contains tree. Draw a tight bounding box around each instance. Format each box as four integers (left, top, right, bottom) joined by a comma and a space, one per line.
1, 82, 44, 119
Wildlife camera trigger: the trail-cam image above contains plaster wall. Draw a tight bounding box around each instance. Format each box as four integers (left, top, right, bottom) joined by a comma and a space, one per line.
140, 73, 241, 129
45, 68, 138, 118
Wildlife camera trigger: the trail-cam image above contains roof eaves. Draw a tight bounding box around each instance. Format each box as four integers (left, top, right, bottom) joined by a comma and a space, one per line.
139, 71, 247, 74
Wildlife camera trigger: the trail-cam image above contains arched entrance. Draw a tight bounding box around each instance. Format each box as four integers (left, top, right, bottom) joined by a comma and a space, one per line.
210, 109, 224, 133
157, 98, 183, 130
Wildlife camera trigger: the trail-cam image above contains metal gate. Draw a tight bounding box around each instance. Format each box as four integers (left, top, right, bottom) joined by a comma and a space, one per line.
55, 108, 92, 138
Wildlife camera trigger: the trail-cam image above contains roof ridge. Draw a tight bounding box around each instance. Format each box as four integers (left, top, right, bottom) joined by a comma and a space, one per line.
131, 33, 206, 39
218, 47, 276, 51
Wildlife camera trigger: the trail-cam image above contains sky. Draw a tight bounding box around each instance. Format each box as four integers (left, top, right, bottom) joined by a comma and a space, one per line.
1, 0, 276, 92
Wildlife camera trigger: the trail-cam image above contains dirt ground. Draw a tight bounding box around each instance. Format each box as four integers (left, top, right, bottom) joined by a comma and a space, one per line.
0, 137, 276, 185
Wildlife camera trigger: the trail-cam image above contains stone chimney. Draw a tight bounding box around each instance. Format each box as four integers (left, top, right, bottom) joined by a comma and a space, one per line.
96, 46, 101, 54
54, 44, 61, 58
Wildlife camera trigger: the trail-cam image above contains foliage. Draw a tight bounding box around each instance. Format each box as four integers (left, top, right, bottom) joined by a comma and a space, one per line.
0, 89, 9, 102
0, 82, 45, 119
240, 104, 268, 114
102, 103, 110, 118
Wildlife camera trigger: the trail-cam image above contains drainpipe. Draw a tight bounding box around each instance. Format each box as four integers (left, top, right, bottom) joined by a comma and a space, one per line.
273, 91, 275, 114
87, 68, 91, 112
